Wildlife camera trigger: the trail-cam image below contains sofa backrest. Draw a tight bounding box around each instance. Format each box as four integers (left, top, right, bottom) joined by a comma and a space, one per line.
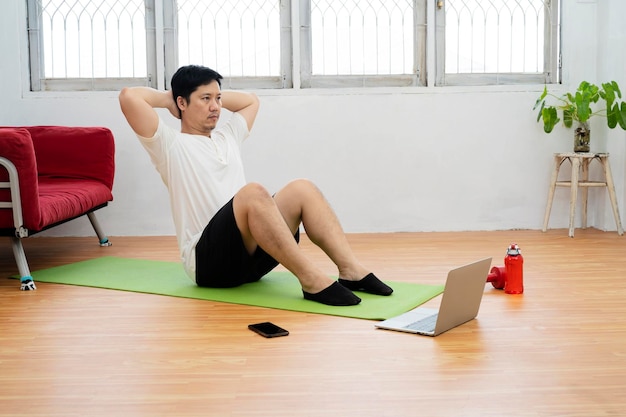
26, 126, 115, 190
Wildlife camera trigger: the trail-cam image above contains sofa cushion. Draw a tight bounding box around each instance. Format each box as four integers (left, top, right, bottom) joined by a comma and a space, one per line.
0, 128, 41, 230
37, 177, 113, 230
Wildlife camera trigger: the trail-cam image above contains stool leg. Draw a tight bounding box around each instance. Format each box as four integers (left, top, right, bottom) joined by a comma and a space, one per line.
600, 156, 624, 235
569, 157, 580, 238
543, 155, 562, 232
581, 158, 590, 229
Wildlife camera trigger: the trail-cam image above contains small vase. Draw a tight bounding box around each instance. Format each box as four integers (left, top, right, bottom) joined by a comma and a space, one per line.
574, 122, 590, 153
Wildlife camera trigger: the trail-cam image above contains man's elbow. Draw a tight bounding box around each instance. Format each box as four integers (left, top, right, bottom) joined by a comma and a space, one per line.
118, 87, 133, 106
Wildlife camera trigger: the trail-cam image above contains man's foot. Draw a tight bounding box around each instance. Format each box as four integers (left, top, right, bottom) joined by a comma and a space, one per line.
303, 281, 361, 306
338, 273, 393, 296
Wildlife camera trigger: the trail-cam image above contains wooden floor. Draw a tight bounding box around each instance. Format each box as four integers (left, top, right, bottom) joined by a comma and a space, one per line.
1, 229, 625, 417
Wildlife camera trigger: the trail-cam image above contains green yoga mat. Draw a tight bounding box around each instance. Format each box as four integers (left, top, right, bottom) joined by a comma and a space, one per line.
29, 256, 444, 320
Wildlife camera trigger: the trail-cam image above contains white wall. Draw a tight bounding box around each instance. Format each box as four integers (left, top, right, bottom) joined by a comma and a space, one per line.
1, 0, 624, 237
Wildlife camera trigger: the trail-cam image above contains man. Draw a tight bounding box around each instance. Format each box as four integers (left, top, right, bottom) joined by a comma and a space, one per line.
119, 65, 392, 306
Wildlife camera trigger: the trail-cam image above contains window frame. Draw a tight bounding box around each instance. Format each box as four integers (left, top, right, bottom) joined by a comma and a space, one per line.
162, 0, 293, 90
25, 0, 560, 92
27, 0, 158, 92
434, 0, 561, 86
298, 0, 427, 88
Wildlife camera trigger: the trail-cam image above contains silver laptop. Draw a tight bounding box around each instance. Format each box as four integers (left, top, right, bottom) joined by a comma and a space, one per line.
375, 258, 492, 336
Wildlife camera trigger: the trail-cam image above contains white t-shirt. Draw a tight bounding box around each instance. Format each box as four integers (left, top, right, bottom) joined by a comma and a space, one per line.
137, 113, 250, 278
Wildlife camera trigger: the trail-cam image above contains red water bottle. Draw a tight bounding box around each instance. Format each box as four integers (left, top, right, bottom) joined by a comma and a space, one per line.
504, 243, 524, 294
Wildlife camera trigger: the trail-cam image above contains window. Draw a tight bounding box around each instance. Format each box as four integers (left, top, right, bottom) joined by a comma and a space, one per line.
26, 0, 560, 91
27, 0, 155, 91
170, 0, 291, 89
300, 0, 426, 87
436, 0, 560, 85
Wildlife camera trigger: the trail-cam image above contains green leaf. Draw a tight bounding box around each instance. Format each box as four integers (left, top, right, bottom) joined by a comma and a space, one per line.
607, 103, 617, 129
617, 102, 626, 130
612, 80, 622, 99
589, 84, 600, 103
603, 82, 616, 108
542, 107, 559, 133
536, 101, 546, 122
563, 108, 573, 128
533, 86, 548, 112
575, 91, 591, 122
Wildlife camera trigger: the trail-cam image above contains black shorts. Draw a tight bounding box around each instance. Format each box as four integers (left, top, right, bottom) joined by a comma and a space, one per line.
195, 197, 300, 288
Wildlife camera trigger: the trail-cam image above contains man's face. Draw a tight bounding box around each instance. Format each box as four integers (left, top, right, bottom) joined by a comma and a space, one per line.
178, 80, 222, 136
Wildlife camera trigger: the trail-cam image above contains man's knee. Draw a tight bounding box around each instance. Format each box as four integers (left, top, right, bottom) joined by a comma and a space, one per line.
236, 182, 273, 202
282, 178, 322, 197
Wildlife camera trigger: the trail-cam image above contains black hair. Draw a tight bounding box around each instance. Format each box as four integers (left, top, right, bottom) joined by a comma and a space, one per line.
170, 65, 223, 116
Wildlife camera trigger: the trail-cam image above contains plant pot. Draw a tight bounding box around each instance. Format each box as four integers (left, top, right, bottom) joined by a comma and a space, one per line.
574, 122, 590, 153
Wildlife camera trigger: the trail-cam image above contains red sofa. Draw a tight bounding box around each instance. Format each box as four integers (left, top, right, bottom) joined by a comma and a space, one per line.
0, 126, 115, 290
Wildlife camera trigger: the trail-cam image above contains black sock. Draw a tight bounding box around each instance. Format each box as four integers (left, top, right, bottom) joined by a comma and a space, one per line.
338, 273, 393, 296
303, 281, 361, 306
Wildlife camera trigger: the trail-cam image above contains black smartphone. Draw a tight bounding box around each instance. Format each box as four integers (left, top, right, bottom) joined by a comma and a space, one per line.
248, 322, 289, 338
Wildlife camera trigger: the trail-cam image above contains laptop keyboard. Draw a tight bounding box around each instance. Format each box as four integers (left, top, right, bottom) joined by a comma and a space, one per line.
404, 314, 438, 333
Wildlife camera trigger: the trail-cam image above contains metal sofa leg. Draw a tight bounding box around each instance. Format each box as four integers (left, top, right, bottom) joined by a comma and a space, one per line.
11, 237, 36, 291
87, 211, 112, 247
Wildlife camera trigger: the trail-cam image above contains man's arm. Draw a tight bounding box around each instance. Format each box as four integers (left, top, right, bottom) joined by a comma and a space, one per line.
119, 87, 179, 138
221, 91, 260, 132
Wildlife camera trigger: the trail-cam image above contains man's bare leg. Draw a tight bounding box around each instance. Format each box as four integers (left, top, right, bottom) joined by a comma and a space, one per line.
232, 182, 361, 305
272, 179, 368, 279
274, 179, 392, 295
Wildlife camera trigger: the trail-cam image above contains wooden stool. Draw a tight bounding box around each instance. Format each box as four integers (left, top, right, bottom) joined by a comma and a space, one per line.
543, 152, 624, 237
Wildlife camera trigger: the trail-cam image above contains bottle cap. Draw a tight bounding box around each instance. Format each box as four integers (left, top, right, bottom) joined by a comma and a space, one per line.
507, 243, 520, 256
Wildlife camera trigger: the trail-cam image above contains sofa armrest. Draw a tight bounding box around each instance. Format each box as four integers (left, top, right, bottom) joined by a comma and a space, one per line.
25, 126, 115, 190
0, 128, 41, 231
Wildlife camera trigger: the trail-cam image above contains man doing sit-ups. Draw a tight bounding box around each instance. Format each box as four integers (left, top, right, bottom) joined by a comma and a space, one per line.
119, 65, 392, 306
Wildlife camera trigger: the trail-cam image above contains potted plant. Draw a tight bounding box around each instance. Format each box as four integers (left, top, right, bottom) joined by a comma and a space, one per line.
533, 80, 626, 152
